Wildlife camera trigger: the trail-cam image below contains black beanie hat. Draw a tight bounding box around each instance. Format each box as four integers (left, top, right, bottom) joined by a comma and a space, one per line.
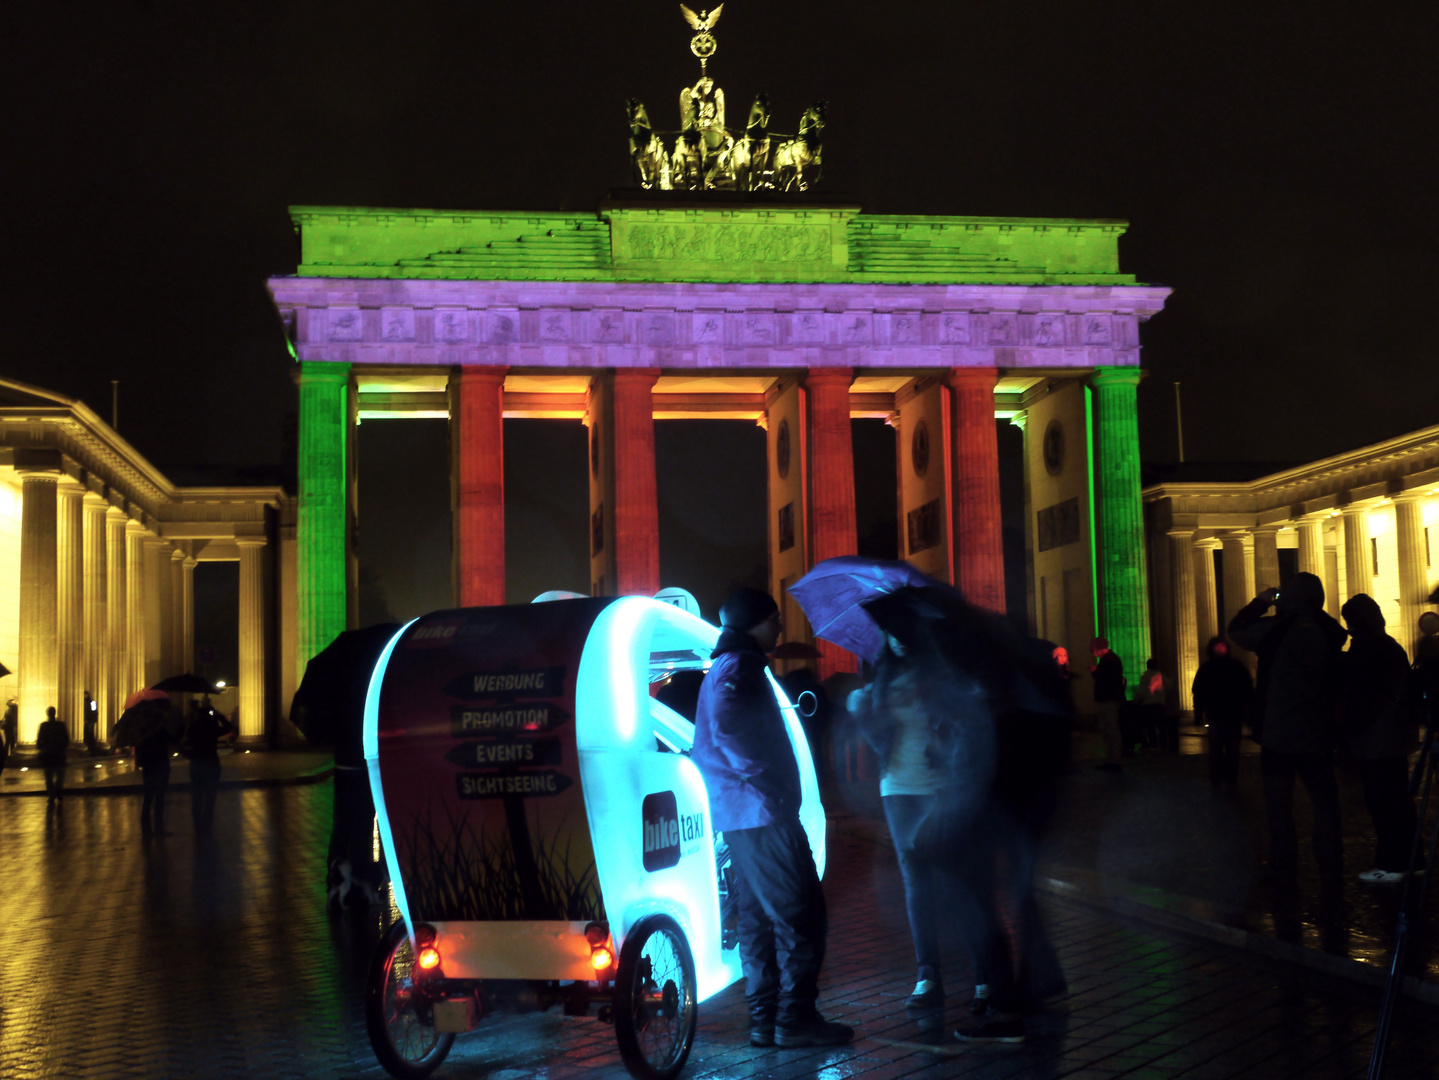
720, 587, 779, 630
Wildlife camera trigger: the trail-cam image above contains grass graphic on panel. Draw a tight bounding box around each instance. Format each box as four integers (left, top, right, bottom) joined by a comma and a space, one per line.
397, 799, 602, 922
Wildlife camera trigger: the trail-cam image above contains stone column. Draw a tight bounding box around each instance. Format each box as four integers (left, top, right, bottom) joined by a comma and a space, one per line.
237, 538, 267, 740
1169, 530, 1198, 712
1090, 368, 1152, 679
1220, 532, 1252, 630
1297, 517, 1325, 579
1394, 494, 1429, 658
170, 549, 186, 674
610, 369, 661, 597
450, 366, 508, 607
82, 494, 109, 735
105, 508, 128, 726
947, 367, 1005, 613
1252, 526, 1282, 594
1193, 539, 1220, 649
806, 368, 859, 678
1342, 506, 1373, 602
125, 521, 147, 698
18, 472, 59, 744
143, 537, 167, 687
297, 361, 353, 680
182, 555, 197, 676
56, 480, 84, 741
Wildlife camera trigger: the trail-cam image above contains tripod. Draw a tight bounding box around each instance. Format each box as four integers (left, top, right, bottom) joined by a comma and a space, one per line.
1367, 643, 1439, 1080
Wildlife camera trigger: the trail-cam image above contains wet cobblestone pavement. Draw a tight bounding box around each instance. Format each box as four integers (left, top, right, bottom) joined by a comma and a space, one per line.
2, 782, 1437, 1079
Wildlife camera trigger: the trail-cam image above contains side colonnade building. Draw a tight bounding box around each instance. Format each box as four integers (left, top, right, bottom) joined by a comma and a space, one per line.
0, 379, 285, 745
270, 199, 1172, 712
1146, 425, 1439, 712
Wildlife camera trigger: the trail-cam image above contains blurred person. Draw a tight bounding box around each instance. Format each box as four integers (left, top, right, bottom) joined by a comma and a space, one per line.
83, 691, 98, 752
120, 698, 182, 837
0, 711, 8, 780
1229, 573, 1348, 892
1339, 594, 1421, 884
183, 700, 235, 835
1192, 637, 1253, 789
37, 705, 68, 806
1089, 638, 1125, 770
1133, 658, 1175, 752
3, 698, 16, 754
692, 587, 852, 1050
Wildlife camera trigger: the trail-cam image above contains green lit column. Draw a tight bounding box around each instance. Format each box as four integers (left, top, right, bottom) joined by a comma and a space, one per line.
297, 361, 352, 679
1090, 367, 1151, 679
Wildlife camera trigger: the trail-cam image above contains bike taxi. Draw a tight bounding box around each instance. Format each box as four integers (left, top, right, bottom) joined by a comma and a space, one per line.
362, 595, 825, 1079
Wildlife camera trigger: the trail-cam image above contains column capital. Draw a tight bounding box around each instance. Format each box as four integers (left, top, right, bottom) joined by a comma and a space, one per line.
298, 360, 352, 385
1391, 490, 1428, 505
1089, 366, 1142, 389
1194, 536, 1222, 550
16, 468, 60, 481
170, 547, 187, 561
57, 476, 86, 494
82, 490, 109, 508
945, 366, 999, 391
452, 364, 509, 384
1166, 527, 1196, 540
105, 504, 128, 520
802, 367, 853, 387
1339, 503, 1369, 517
183, 556, 198, 570
124, 518, 148, 535
235, 536, 267, 548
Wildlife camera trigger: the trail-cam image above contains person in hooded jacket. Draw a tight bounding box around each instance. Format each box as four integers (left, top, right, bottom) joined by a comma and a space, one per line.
1192, 637, 1253, 788
1339, 594, 1421, 884
692, 588, 852, 1050
1229, 572, 1348, 891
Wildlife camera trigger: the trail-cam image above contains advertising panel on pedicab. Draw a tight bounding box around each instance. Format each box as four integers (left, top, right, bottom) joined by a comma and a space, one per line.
371, 599, 615, 933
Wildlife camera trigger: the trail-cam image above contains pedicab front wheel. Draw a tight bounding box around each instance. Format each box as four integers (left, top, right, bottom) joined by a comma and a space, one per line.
613, 914, 698, 1080
366, 919, 456, 1080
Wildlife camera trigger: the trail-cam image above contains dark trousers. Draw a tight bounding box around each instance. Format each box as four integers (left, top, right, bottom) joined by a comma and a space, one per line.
726, 817, 827, 1030
191, 759, 221, 834
1261, 748, 1343, 888
1356, 757, 1421, 872
882, 794, 955, 982
328, 766, 380, 883
140, 759, 170, 832
43, 763, 64, 799
1208, 717, 1243, 787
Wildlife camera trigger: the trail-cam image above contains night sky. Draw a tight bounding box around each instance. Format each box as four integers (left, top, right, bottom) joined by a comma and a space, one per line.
9, 3, 1436, 623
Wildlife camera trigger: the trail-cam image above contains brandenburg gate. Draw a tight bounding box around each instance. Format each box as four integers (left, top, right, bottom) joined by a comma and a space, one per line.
269, 200, 1170, 702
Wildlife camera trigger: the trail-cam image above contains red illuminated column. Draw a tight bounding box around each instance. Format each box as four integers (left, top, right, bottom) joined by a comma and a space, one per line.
612, 369, 661, 596
452, 366, 508, 607
947, 367, 1005, 613
806, 368, 858, 677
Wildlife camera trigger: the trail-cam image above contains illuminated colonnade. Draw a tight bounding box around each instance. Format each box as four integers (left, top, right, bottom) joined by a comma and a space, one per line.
0, 381, 285, 744
1145, 426, 1439, 711
273, 202, 1170, 699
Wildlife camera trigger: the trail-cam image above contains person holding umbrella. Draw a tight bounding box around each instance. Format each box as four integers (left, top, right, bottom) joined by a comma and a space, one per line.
114, 689, 182, 836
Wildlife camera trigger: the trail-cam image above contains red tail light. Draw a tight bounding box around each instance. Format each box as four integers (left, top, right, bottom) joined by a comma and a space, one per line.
417, 946, 442, 970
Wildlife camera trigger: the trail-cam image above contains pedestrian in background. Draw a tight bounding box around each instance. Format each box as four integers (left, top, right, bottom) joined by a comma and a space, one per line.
83, 691, 98, 752
122, 698, 181, 837
183, 700, 235, 835
1090, 638, 1125, 770
692, 587, 852, 1049
1133, 658, 1174, 752
0, 714, 9, 781
1192, 637, 1253, 789
1229, 573, 1348, 894
37, 705, 68, 807
1340, 594, 1421, 884
3, 698, 17, 756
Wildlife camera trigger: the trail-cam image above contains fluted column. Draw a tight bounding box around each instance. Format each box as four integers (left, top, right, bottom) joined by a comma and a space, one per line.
1342, 506, 1372, 603
56, 480, 84, 742
125, 522, 147, 698
947, 368, 1006, 613
237, 538, 266, 740
1220, 532, 1253, 631
1090, 368, 1152, 678
1297, 517, 1325, 579
1252, 526, 1281, 593
1394, 494, 1429, 659
611, 369, 661, 597
450, 366, 508, 607
143, 537, 167, 687
1193, 539, 1219, 650
170, 549, 186, 676
82, 494, 109, 736
806, 368, 858, 678
182, 556, 196, 676
297, 361, 352, 679
1169, 530, 1198, 711
105, 508, 128, 728
18, 472, 59, 744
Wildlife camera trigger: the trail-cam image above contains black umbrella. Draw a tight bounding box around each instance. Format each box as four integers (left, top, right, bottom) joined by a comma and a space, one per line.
152, 672, 223, 695
290, 623, 401, 766
0, 660, 9, 679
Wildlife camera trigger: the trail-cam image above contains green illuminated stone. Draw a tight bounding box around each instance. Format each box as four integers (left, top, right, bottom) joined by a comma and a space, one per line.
297, 362, 351, 677
1090, 367, 1151, 679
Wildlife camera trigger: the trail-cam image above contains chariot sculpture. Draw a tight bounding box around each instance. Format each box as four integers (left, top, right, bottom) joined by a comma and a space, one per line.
626, 5, 826, 193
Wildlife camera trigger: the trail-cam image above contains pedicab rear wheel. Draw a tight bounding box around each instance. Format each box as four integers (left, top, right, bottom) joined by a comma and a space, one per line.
613, 914, 698, 1080
366, 919, 456, 1079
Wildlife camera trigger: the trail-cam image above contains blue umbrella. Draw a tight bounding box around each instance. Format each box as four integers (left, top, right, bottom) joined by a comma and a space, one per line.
787, 556, 949, 662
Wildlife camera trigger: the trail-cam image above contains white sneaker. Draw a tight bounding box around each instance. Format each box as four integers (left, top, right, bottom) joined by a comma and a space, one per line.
906, 979, 943, 1008
1358, 868, 1405, 885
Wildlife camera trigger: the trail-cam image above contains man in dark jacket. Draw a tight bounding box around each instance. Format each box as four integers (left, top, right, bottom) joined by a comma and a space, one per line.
1229, 572, 1348, 891
37, 705, 69, 806
1340, 594, 1420, 884
1090, 638, 1125, 770
692, 588, 851, 1049
1192, 637, 1253, 788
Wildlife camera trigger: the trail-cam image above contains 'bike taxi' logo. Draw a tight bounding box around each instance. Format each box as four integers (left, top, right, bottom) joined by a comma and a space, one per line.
642, 791, 705, 872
